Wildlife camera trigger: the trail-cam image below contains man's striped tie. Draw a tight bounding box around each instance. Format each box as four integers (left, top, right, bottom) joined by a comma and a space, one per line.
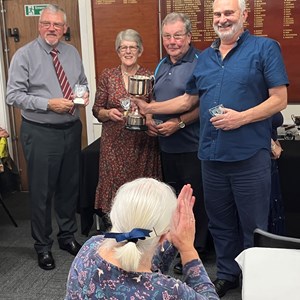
50, 48, 75, 114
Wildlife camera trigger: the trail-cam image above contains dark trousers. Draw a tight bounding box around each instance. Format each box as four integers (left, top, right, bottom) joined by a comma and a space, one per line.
161, 151, 209, 251
21, 119, 82, 253
202, 149, 271, 281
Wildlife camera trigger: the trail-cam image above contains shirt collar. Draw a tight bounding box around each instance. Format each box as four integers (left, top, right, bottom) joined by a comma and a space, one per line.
37, 35, 62, 54
165, 45, 197, 65
211, 29, 249, 50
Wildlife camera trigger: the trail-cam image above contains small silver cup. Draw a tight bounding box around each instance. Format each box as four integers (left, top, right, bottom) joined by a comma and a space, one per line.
120, 98, 131, 117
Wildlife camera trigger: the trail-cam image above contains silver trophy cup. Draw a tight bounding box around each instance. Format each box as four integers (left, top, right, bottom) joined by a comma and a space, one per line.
125, 75, 154, 131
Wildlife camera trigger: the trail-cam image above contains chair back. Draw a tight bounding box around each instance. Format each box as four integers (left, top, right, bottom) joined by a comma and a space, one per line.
253, 228, 300, 249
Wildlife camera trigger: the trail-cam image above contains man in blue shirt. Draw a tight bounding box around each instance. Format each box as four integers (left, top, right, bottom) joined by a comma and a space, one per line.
134, 0, 288, 297
149, 12, 209, 275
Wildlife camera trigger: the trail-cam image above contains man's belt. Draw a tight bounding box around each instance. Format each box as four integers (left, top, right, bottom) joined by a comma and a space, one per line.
22, 117, 79, 129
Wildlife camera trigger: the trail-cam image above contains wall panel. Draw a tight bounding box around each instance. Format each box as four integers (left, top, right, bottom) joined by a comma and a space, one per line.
92, 0, 160, 78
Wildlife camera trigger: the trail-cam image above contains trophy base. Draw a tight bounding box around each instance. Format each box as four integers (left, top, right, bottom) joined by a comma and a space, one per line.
73, 98, 85, 105
125, 124, 148, 131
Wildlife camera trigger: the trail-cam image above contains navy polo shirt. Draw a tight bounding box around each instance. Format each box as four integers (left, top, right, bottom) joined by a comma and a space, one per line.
153, 46, 200, 153
186, 30, 289, 162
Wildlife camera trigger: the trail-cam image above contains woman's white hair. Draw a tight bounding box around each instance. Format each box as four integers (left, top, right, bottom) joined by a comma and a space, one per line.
115, 29, 143, 53
102, 177, 177, 272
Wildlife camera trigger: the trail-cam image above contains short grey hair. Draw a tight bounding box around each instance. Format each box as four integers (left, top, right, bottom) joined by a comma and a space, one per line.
115, 29, 143, 53
102, 178, 177, 272
39, 4, 67, 23
161, 12, 192, 34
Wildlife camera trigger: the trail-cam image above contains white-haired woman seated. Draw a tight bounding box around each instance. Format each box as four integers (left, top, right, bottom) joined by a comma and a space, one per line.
65, 178, 219, 299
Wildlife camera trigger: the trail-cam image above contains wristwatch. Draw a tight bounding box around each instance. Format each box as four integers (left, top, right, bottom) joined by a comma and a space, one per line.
177, 117, 186, 129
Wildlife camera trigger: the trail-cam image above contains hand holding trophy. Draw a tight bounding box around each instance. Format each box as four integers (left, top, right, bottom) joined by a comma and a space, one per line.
73, 84, 87, 105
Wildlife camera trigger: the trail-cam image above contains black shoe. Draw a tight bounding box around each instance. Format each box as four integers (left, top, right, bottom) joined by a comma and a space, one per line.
213, 278, 239, 298
59, 239, 82, 256
37, 251, 55, 270
173, 262, 183, 275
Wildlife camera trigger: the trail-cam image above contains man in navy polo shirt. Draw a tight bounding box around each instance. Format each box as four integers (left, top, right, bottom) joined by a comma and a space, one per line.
147, 12, 209, 275
134, 0, 288, 297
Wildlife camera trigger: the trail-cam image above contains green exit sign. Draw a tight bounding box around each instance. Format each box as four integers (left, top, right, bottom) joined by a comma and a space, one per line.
24, 4, 48, 17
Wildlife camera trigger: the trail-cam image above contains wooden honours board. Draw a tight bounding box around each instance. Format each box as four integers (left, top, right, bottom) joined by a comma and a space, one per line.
92, 0, 160, 77
161, 0, 300, 103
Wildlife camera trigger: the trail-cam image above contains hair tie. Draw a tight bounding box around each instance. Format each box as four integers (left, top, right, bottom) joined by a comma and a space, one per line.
104, 228, 152, 244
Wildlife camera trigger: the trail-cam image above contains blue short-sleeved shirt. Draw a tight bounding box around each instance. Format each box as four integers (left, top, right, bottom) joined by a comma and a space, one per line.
186, 30, 289, 162
153, 46, 200, 153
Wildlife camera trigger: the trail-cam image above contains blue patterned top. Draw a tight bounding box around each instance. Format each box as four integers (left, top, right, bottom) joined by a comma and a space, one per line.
65, 236, 219, 299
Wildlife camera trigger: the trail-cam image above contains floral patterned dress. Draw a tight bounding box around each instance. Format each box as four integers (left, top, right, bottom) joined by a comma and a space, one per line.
65, 236, 220, 299
92, 66, 161, 212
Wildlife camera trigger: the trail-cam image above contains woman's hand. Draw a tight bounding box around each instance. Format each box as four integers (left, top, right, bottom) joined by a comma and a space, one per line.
107, 108, 124, 122
169, 184, 199, 265
97, 108, 124, 122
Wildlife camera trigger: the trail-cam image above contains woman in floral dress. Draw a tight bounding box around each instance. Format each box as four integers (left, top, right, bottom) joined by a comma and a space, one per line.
92, 29, 161, 222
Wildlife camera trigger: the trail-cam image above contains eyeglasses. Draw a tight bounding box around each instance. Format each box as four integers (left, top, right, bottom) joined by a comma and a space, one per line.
162, 33, 187, 40
118, 45, 139, 53
39, 21, 65, 30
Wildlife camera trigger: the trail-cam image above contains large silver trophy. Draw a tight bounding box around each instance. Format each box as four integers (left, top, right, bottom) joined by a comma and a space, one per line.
122, 75, 154, 131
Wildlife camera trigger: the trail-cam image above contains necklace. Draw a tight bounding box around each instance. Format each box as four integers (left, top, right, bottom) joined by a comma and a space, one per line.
121, 65, 140, 77
122, 65, 140, 92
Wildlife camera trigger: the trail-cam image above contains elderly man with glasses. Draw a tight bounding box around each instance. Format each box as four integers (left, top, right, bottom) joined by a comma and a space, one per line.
147, 12, 210, 275
6, 4, 89, 270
